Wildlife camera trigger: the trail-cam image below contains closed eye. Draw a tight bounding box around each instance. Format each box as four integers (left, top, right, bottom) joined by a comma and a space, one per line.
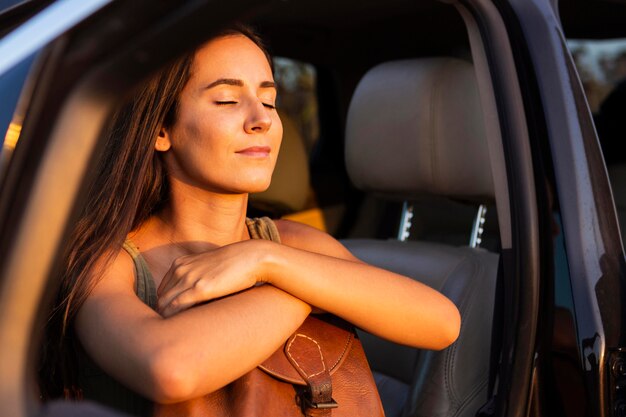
215, 101, 237, 106
263, 103, 276, 110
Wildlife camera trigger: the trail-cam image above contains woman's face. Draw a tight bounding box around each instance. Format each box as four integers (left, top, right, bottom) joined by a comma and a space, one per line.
157, 34, 282, 195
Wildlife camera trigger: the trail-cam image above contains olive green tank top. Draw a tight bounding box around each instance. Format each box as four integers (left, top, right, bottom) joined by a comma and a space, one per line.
78, 217, 281, 417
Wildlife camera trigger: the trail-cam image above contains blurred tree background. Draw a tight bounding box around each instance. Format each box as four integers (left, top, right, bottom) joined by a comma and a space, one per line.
570, 40, 626, 167
569, 40, 626, 113
273, 57, 319, 156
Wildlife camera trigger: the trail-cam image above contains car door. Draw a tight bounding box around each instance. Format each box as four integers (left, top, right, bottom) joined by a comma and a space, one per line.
499, 1, 626, 417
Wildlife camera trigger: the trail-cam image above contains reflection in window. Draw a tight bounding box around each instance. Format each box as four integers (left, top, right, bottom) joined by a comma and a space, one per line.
568, 39, 626, 244
273, 57, 319, 156
0, 52, 37, 185
568, 39, 626, 112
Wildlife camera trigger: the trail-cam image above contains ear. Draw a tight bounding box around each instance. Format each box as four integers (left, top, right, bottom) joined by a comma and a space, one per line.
154, 127, 172, 152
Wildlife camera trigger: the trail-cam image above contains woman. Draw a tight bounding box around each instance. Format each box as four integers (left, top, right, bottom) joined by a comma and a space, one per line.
40, 24, 461, 416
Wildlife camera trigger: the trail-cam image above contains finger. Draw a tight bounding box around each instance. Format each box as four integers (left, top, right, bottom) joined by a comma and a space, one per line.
159, 282, 212, 317
159, 294, 188, 318
157, 257, 188, 296
157, 278, 193, 313
158, 267, 213, 313
157, 283, 189, 314
156, 268, 173, 297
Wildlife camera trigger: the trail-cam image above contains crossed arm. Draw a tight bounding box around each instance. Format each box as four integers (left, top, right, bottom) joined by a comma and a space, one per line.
75, 220, 460, 403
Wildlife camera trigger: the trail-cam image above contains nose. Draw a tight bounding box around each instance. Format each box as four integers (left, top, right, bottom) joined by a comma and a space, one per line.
244, 100, 272, 134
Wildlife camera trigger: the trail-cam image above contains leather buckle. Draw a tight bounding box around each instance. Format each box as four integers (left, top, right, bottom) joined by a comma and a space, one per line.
302, 395, 338, 409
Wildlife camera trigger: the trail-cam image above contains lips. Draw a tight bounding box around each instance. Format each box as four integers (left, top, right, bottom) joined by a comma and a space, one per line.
235, 146, 271, 157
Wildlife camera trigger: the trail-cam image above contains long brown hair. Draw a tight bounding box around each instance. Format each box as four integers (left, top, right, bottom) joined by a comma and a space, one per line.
39, 23, 271, 400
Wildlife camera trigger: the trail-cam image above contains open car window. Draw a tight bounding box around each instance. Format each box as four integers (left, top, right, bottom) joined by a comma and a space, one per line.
0, 52, 38, 183
567, 38, 626, 247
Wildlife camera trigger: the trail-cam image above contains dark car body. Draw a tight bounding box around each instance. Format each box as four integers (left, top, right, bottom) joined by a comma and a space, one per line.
0, 1, 624, 417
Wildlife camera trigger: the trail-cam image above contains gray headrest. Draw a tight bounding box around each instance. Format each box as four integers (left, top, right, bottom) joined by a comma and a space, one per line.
345, 58, 494, 202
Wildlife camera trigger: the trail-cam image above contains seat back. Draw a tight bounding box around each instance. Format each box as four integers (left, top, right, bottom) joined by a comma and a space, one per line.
342, 58, 499, 417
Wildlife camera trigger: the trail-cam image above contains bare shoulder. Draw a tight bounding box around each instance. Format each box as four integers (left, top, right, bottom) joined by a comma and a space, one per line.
274, 219, 361, 262
87, 246, 137, 294
273, 218, 337, 249
75, 246, 144, 337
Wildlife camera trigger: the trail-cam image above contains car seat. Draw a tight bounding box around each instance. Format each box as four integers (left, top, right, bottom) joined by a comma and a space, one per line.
341, 58, 500, 417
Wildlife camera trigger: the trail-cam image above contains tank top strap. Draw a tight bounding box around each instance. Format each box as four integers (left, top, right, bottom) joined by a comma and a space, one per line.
245, 216, 282, 243
122, 240, 158, 309
122, 218, 279, 310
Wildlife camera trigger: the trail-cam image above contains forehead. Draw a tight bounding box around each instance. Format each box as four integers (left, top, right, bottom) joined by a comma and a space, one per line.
190, 34, 273, 82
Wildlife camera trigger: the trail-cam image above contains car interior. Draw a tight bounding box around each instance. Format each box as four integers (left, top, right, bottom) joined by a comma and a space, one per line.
342, 57, 499, 417
2, 0, 625, 416
253, 52, 502, 417
252, 52, 503, 417
246, 2, 503, 417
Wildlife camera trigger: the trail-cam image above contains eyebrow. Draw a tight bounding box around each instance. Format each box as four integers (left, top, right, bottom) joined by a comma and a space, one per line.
205, 78, 276, 90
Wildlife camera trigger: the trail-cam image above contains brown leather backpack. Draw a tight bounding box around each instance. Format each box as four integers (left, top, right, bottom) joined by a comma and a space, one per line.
153, 314, 385, 417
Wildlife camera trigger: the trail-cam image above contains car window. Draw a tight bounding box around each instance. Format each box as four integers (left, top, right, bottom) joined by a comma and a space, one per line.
0, 52, 38, 184
567, 38, 626, 246
274, 57, 319, 157
0, 0, 22, 13
568, 39, 626, 113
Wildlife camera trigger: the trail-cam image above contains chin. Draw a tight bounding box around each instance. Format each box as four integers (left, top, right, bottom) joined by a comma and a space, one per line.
237, 171, 274, 193
245, 181, 272, 194
227, 177, 272, 194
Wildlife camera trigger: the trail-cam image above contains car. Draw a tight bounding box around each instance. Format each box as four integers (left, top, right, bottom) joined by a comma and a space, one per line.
0, 0, 624, 417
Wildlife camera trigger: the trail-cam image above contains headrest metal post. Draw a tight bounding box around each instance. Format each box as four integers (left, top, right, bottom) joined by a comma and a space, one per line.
469, 204, 488, 248
397, 201, 414, 242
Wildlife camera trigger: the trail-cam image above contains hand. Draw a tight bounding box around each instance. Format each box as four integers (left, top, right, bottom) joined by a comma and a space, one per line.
156, 239, 271, 317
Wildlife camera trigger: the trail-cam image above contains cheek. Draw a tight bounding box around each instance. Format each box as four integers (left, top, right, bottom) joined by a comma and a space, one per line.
168, 116, 215, 174
273, 117, 284, 147
178, 117, 203, 144
270, 120, 283, 167
170, 101, 203, 146
172, 109, 227, 152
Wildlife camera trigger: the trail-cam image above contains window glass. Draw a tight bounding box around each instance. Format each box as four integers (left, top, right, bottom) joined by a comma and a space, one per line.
0, 52, 37, 184
273, 57, 319, 156
568, 39, 626, 112
567, 39, 626, 243
0, 0, 22, 12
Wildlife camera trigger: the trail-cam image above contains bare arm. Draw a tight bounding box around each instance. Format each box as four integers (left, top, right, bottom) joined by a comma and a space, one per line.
158, 220, 460, 351
269, 221, 460, 349
74, 250, 311, 404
